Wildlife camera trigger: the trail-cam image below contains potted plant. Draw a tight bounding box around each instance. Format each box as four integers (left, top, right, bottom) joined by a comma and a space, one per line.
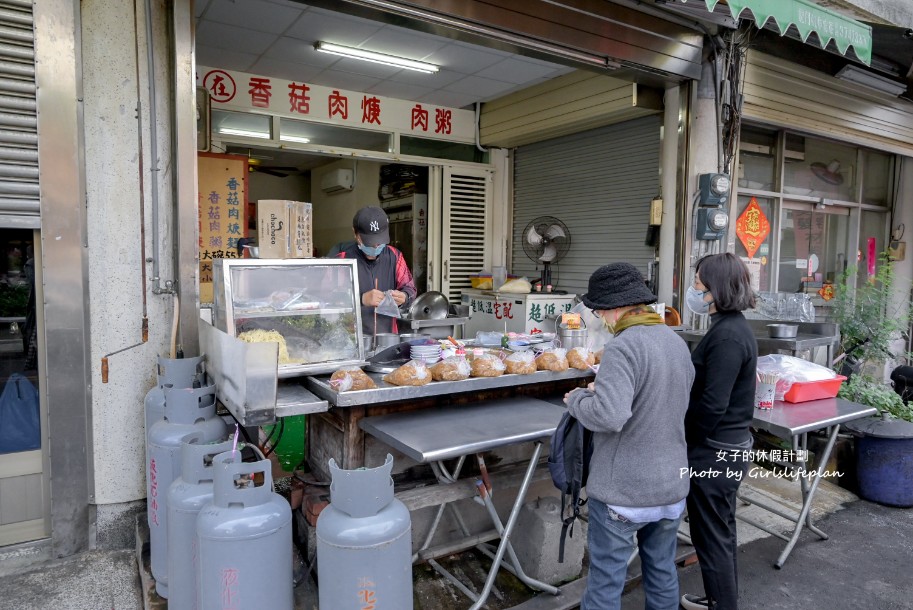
831, 258, 913, 507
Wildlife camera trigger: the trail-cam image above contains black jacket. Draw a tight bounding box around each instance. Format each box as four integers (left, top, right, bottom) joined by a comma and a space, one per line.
686, 311, 758, 446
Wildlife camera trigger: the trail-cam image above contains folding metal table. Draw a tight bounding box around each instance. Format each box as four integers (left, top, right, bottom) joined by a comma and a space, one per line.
740, 397, 876, 568
359, 396, 564, 609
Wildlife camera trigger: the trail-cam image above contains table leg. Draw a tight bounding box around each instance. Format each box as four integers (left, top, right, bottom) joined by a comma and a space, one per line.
470, 442, 559, 609
774, 425, 840, 568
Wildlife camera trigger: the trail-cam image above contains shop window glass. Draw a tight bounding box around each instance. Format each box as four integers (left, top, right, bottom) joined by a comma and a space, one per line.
0, 228, 39, 455
212, 110, 272, 140
862, 150, 893, 206
783, 134, 856, 201
737, 126, 776, 191
400, 136, 488, 163
858, 211, 888, 287
733, 195, 773, 292
778, 206, 849, 300
279, 118, 391, 152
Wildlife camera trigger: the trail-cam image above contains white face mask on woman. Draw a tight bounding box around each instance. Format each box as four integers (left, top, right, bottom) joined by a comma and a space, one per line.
685, 286, 712, 315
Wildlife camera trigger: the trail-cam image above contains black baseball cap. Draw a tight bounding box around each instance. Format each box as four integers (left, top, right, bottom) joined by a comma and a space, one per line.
353, 206, 390, 247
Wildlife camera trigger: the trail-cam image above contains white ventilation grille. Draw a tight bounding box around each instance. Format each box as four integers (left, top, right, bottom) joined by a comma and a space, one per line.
442, 167, 490, 303
0, 0, 39, 227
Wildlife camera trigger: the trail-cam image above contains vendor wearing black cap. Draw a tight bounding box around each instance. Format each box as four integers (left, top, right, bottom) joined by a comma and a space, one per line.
564, 262, 694, 610
335, 206, 416, 335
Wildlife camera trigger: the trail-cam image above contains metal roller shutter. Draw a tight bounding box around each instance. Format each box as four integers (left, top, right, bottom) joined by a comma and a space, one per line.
743, 51, 913, 156
512, 116, 660, 295
0, 0, 37, 228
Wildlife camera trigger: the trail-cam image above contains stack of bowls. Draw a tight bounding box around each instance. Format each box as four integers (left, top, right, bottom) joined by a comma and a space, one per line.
410, 343, 442, 364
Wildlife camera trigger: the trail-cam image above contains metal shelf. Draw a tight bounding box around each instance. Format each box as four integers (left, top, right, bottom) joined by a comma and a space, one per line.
233, 307, 355, 318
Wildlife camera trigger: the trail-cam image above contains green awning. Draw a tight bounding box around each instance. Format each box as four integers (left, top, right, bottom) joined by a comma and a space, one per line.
705, 0, 872, 66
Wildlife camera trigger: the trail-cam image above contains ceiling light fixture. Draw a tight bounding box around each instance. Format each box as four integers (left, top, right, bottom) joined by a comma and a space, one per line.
835, 65, 907, 97
280, 135, 311, 144
218, 127, 270, 139
315, 41, 439, 74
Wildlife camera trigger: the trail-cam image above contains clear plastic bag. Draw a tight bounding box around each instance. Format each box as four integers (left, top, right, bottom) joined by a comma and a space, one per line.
376, 290, 402, 318
569, 300, 613, 351
756, 354, 837, 400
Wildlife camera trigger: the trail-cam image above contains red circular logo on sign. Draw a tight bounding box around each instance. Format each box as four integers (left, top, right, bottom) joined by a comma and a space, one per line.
202, 69, 236, 103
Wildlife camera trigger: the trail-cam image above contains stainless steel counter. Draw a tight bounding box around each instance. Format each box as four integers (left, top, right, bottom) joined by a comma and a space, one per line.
305, 368, 593, 407
676, 320, 839, 364
751, 397, 876, 438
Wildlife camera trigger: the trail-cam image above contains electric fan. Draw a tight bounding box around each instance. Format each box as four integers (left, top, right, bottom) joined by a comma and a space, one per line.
521, 216, 571, 289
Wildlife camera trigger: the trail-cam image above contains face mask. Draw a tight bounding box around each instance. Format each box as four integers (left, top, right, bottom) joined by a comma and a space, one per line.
686, 286, 712, 315
358, 243, 386, 257
600, 313, 615, 335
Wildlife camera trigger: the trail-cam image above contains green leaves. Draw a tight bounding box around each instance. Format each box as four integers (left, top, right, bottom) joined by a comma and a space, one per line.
831, 256, 912, 367
838, 374, 913, 422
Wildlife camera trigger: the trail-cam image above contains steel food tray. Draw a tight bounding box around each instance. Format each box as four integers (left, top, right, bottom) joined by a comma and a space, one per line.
304, 367, 593, 407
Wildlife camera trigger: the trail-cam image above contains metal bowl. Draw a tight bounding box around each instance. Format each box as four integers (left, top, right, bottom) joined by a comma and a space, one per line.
767, 324, 798, 338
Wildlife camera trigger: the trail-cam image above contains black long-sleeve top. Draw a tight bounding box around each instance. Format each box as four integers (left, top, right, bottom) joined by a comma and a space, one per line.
685, 311, 758, 446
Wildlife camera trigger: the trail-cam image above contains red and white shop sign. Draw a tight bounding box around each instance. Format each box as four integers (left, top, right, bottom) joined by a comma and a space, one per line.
198, 66, 475, 143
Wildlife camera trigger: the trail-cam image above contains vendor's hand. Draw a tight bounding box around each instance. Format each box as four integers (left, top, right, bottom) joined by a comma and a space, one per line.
362, 289, 385, 307
391, 290, 407, 306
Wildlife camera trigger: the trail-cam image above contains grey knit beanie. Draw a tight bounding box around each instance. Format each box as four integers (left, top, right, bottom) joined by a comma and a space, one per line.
581, 262, 656, 310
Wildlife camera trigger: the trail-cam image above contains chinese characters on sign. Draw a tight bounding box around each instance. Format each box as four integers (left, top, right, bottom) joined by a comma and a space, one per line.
198, 66, 475, 143
735, 197, 771, 259
198, 153, 248, 303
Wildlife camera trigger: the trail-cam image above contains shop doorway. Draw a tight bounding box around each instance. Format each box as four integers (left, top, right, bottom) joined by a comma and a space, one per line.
0, 229, 48, 547
778, 202, 852, 302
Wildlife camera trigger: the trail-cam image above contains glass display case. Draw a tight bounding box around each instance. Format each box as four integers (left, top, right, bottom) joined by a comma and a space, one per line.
212, 258, 364, 377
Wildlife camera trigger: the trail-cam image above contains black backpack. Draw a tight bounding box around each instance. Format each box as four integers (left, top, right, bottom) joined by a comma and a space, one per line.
547, 410, 594, 562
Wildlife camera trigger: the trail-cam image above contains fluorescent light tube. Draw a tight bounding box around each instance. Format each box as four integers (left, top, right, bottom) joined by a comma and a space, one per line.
280, 135, 311, 144
218, 127, 270, 139
315, 41, 438, 74
835, 65, 907, 97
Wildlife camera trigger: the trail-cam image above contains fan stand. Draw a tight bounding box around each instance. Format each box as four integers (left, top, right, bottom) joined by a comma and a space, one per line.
540, 262, 552, 288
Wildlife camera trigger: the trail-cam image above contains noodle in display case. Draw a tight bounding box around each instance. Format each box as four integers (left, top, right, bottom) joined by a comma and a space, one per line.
211, 258, 364, 377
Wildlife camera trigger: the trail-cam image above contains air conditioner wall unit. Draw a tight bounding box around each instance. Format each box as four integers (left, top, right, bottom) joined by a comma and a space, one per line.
320, 168, 355, 194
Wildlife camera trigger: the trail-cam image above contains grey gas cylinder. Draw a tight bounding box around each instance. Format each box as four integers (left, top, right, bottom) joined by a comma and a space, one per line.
145, 356, 205, 534
147, 383, 228, 599
317, 454, 413, 610
167, 435, 235, 610
197, 453, 293, 610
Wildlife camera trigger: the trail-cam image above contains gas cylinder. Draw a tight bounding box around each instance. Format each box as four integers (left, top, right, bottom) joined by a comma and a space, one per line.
145, 356, 205, 538
147, 383, 228, 599
167, 435, 235, 610
317, 454, 413, 610
197, 453, 293, 610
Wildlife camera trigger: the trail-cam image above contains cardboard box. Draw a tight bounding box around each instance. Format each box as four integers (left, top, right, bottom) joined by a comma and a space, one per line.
257, 200, 313, 258
257, 200, 290, 258
289, 201, 313, 258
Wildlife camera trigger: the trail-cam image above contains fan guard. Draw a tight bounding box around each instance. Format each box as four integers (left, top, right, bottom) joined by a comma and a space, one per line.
520, 216, 571, 287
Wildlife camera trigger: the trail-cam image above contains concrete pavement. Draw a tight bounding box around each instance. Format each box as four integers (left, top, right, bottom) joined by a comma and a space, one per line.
1, 475, 911, 609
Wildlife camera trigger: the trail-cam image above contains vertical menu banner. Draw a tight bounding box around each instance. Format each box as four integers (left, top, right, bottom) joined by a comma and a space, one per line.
197, 153, 249, 303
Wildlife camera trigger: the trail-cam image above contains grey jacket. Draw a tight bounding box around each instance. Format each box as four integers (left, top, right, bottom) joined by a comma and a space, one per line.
566, 324, 694, 507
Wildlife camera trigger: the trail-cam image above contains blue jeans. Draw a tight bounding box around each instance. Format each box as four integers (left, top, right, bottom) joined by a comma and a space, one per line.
581, 498, 681, 610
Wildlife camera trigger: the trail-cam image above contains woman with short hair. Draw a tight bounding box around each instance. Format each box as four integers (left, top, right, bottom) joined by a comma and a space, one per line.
680, 253, 758, 610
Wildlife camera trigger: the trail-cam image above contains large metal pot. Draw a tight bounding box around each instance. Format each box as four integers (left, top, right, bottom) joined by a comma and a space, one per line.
374, 333, 400, 350
767, 324, 798, 338
556, 316, 588, 351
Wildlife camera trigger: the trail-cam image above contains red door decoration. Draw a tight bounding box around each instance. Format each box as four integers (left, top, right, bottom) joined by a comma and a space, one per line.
735, 197, 771, 259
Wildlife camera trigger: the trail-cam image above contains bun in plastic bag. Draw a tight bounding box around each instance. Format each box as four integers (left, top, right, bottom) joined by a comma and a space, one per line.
504, 350, 537, 375
430, 356, 471, 381
330, 367, 377, 391
567, 347, 596, 371
383, 360, 432, 386
470, 354, 506, 377
537, 348, 569, 372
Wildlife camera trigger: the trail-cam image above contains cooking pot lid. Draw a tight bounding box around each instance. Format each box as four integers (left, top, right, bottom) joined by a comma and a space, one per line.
409, 291, 450, 320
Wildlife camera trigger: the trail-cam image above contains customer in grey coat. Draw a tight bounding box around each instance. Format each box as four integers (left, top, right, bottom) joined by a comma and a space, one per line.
565, 262, 695, 610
